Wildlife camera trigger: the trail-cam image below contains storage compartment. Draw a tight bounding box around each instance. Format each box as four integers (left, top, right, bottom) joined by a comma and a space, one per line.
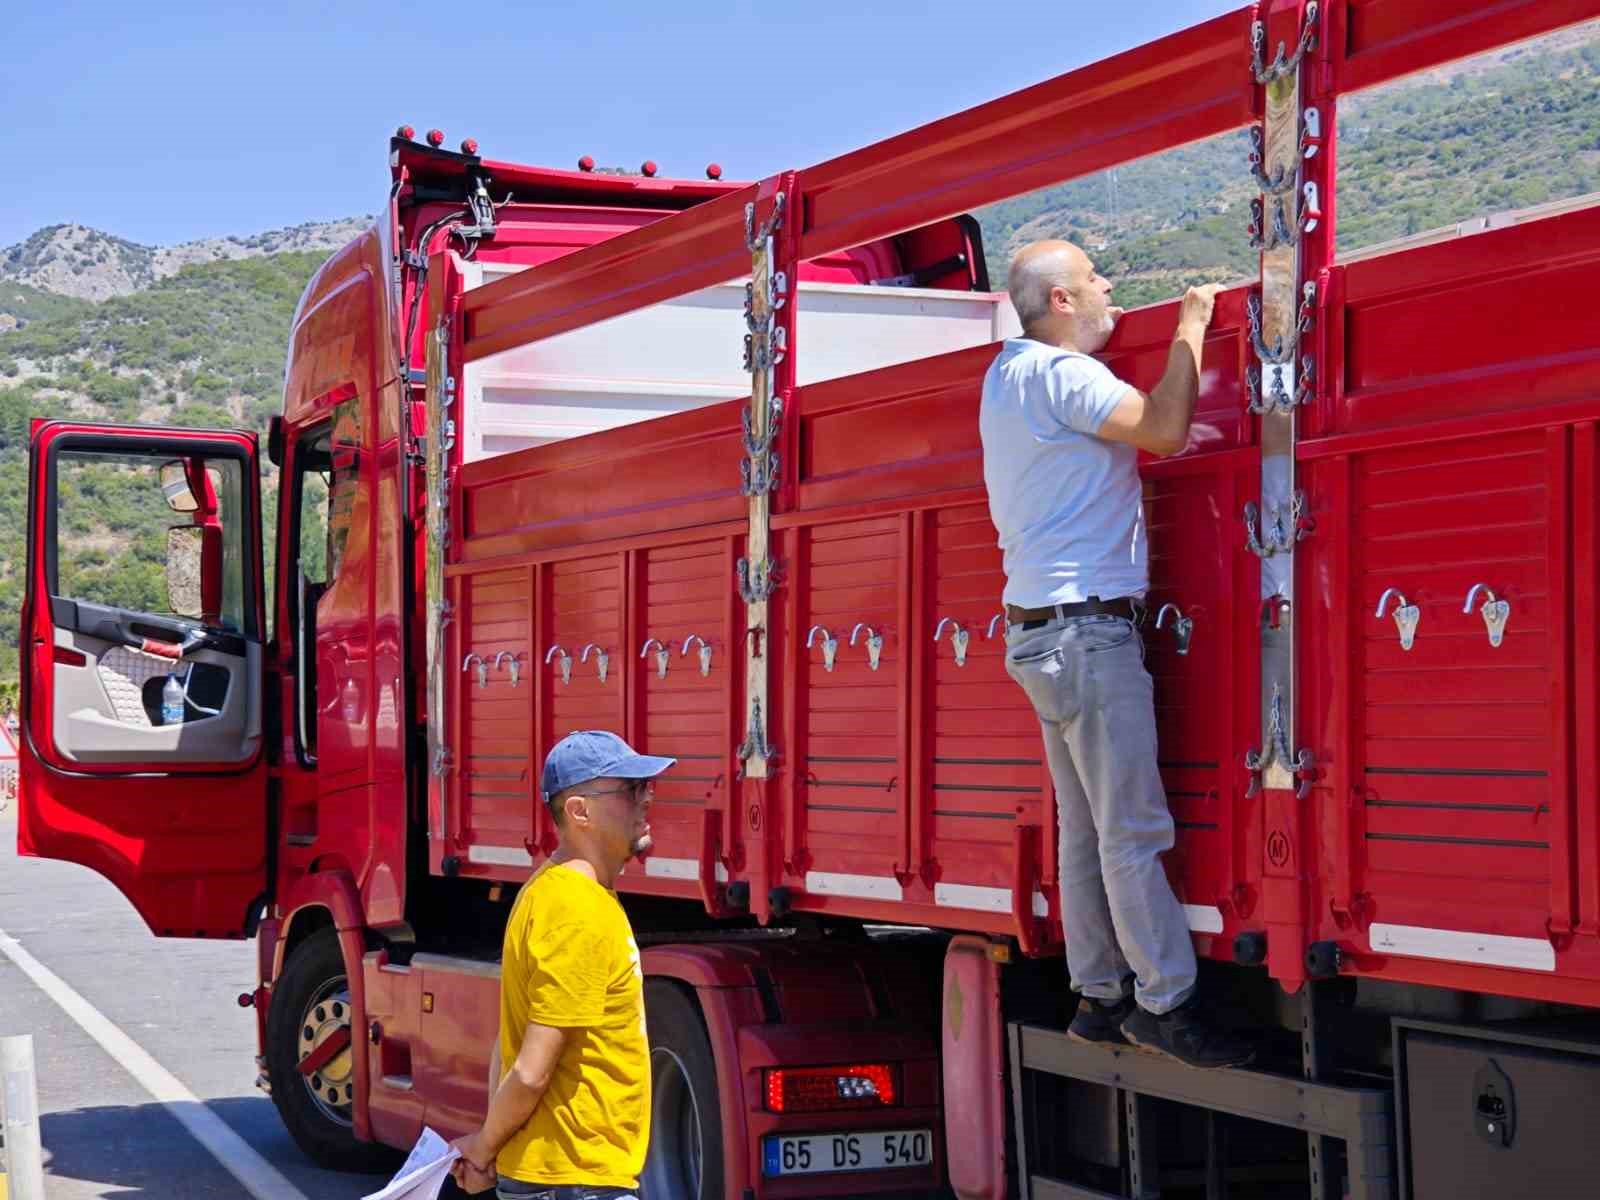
1396, 1020, 1600, 1198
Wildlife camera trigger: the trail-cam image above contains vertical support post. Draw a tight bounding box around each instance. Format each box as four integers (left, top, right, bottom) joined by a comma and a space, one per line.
1248, 0, 1329, 992
1123, 1090, 1161, 1200
1301, 980, 1343, 1200
736, 175, 798, 923
1, 1034, 47, 1200
424, 302, 454, 854
1007, 1022, 1034, 1200
1204, 1109, 1227, 1200
736, 188, 784, 783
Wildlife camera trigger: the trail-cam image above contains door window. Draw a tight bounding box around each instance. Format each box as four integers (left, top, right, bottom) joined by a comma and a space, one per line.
53, 448, 249, 634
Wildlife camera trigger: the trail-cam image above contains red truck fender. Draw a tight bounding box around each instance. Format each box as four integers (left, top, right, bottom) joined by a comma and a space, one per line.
268, 869, 374, 1142
643, 943, 769, 1198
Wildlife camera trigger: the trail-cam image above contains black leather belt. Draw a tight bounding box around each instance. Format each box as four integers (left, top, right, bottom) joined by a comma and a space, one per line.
1006, 596, 1139, 630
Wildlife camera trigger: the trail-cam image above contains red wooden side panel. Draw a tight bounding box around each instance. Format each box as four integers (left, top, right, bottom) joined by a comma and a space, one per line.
1295, 203, 1600, 1001
1330, 206, 1600, 438
457, 567, 535, 870
633, 539, 734, 894
922, 503, 1048, 922
455, 400, 747, 561
546, 554, 626, 747
787, 515, 909, 901
1344, 432, 1563, 952
1144, 461, 1260, 949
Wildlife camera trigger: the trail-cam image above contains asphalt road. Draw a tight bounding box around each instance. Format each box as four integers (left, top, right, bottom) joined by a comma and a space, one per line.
0, 802, 393, 1199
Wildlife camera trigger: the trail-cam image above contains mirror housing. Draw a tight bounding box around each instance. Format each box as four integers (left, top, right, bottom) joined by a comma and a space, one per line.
160, 461, 199, 513
166, 525, 223, 622
267, 415, 285, 468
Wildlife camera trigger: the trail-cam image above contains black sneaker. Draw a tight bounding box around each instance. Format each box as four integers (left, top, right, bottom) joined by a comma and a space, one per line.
1067, 994, 1135, 1046
1120, 996, 1255, 1069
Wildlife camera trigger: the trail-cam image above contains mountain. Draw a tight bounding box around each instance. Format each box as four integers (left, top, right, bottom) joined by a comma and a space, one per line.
0, 217, 370, 307
978, 19, 1600, 305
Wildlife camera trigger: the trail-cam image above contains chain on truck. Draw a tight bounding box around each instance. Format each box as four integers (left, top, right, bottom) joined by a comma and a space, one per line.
16, 3, 1600, 1196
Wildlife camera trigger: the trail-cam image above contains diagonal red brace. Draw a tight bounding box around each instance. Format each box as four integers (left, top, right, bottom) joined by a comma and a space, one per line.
297, 1025, 352, 1077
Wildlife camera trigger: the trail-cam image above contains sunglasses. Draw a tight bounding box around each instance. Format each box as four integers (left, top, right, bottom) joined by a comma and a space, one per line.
579, 780, 654, 805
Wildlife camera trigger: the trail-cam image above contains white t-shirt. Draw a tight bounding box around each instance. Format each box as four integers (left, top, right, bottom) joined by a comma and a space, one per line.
979, 338, 1145, 608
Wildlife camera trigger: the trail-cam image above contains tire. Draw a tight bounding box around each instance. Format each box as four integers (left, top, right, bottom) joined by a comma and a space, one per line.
266, 927, 395, 1172
641, 981, 725, 1200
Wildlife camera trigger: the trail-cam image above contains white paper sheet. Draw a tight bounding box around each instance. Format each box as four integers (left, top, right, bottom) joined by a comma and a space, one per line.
361, 1126, 462, 1200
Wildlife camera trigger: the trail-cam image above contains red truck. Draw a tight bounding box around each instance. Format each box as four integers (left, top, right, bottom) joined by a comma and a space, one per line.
18, 3, 1600, 1197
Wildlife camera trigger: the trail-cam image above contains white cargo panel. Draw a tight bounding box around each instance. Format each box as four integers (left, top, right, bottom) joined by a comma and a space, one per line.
460, 262, 1020, 461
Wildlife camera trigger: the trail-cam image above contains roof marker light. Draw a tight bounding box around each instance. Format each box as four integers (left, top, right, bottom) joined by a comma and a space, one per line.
396, 124, 416, 140
460, 137, 479, 155
705, 163, 723, 180
578, 155, 596, 172
426, 129, 445, 148
640, 160, 658, 177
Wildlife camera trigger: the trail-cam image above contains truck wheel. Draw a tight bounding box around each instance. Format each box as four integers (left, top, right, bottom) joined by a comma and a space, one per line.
266, 927, 391, 1171
641, 981, 725, 1200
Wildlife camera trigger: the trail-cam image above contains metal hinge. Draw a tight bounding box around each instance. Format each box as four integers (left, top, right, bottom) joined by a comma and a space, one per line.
736, 557, 779, 603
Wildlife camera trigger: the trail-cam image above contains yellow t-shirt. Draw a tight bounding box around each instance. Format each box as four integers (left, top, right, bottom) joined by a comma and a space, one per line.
496, 862, 650, 1187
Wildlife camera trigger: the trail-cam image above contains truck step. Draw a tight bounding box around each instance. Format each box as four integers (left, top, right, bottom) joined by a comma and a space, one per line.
1008, 1022, 1395, 1200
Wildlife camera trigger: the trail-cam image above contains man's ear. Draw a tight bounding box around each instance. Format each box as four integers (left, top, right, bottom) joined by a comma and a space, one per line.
1052, 284, 1075, 315
561, 792, 590, 829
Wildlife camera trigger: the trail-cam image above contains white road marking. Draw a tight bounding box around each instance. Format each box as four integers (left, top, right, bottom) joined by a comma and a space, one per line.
0, 925, 310, 1200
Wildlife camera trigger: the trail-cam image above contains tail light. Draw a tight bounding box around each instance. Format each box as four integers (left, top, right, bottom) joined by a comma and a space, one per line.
705, 163, 723, 180
640, 160, 658, 177
396, 124, 416, 140
460, 137, 479, 155
578, 155, 596, 172
426, 129, 445, 148
765, 1063, 897, 1113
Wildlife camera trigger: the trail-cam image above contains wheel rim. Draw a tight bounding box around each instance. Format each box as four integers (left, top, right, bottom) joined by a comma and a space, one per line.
296, 977, 355, 1125
642, 1045, 703, 1199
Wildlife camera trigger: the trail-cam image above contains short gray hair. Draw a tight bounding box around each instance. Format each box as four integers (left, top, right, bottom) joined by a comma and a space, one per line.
1007, 244, 1076, 326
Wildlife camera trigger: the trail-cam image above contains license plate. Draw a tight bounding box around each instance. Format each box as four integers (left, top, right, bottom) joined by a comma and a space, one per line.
763, 1128, 933, 1176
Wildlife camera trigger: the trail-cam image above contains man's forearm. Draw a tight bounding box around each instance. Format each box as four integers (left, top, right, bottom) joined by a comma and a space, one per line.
476, 1071, 549, 1158
1149, 322, 1205, 448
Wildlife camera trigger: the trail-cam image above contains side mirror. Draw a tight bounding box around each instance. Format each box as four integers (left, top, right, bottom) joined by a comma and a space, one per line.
159, 460, 199, 513
166, 526, 223, 622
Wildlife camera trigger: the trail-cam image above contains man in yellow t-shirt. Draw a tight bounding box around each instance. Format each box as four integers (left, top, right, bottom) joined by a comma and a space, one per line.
451, 730, 674, 1199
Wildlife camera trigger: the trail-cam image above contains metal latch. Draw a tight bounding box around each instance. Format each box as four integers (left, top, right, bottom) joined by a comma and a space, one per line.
934, 618, 970, 667
1472, 1059, 1516, 1149
681, 634, 713, 677
493, 651, 521, 687
806, 625, 839, 672
1464, 584, 1511, 648
545, 644, 573, 686
1154, 604, 1194, 656
462, 653, 487, 689
1376, 588, 1420, 651
851, 623, 885, 671
640, 638, 670, 679
580, 643, 609, 684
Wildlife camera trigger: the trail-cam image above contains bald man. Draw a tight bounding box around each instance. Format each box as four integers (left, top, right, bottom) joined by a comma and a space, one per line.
979, 241, 1250, 1069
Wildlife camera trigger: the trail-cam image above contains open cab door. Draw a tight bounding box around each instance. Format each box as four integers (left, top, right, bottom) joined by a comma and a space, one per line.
18, 421, 269, 938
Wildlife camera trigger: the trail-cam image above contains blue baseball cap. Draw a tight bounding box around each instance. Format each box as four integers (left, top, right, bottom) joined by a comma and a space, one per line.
541, 730, 676, 800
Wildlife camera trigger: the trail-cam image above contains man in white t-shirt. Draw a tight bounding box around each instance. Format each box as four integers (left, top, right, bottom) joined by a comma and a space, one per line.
980, 240, 1251, 1069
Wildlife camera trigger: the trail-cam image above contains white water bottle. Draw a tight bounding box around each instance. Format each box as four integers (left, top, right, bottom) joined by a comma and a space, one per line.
161, 674, 185, 726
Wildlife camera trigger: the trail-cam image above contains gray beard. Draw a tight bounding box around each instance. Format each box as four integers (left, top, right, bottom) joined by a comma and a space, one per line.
631, 831, 654, 857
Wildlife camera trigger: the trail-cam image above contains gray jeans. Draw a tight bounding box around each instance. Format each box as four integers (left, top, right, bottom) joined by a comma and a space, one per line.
1005, 613, 1197, 1015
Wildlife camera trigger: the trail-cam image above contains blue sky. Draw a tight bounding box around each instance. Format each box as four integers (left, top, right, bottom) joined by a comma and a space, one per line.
1, 0, 1239, 248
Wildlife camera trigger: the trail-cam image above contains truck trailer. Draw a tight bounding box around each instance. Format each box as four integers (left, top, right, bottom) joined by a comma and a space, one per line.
18, 2, 1600, 1196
